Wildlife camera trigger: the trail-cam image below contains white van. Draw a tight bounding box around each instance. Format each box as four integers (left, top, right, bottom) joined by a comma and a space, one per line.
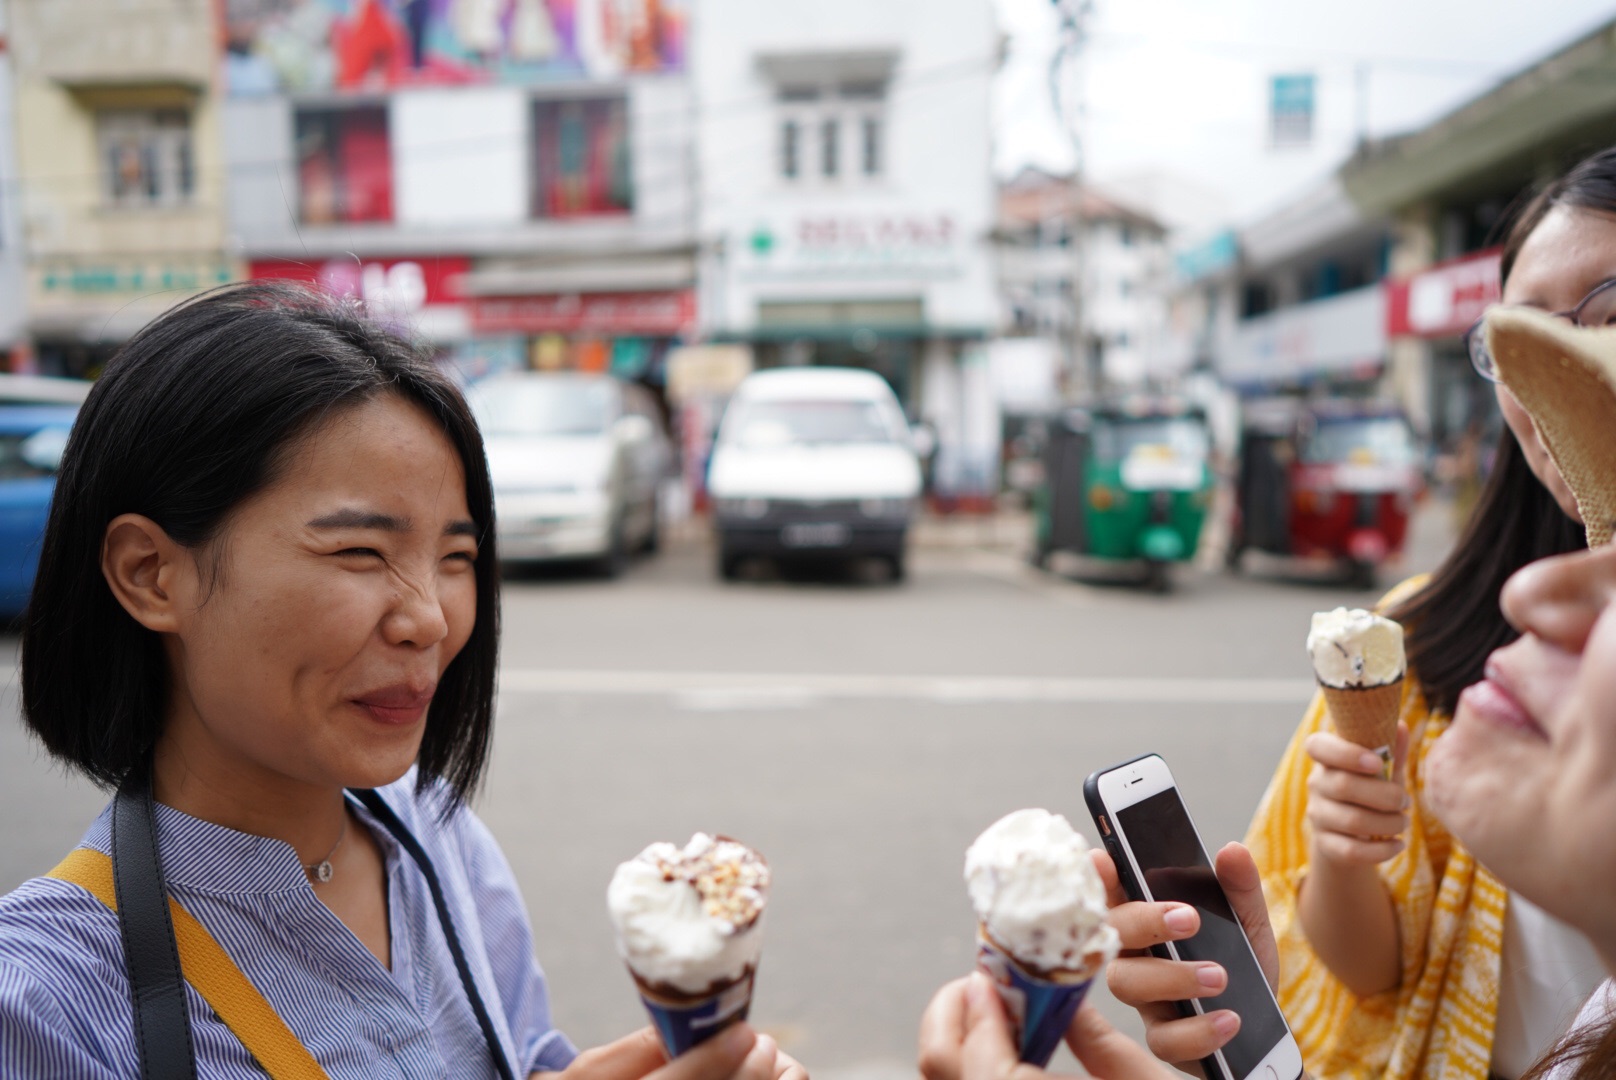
708, 367, 922, 580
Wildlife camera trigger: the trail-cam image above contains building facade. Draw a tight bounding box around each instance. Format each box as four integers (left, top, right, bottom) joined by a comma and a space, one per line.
690, 0, 997, 495
994, 168, 1173, 393
10, 0, 232, 377
1342, 15, 1616, 449
1218, 178, 1391, 398
221, 0, 696, 390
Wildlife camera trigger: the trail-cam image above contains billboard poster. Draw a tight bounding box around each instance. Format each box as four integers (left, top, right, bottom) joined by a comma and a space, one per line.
224, 0, 687, 97
1270, 73, 1314, 148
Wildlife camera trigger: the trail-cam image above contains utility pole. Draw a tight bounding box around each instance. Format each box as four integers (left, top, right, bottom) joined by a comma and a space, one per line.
1049, 0, 1093, 397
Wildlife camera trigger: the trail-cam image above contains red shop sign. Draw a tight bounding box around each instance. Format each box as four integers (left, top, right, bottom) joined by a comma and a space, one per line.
1385, 248, 1500, 339
250, 257, 470, 312
469, 291, 696, 335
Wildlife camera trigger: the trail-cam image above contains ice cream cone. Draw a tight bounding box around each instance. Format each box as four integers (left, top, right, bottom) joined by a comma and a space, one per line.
1485, 307, 1616, 547
1321, 677, 1402, 778
975, 925, 1098, 1067
629, 964, 757, 1057
964, 810, 1119, 1068
608, 834, 770, 1058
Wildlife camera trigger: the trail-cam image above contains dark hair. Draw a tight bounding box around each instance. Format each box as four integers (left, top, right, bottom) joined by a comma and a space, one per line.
20, 282, 499, 805
1520, 1004, 1616, 1080
1387, 149, 1615, 712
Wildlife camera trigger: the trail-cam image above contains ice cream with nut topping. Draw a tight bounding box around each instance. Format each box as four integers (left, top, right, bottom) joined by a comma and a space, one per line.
608, 833, 769, 1054
966, 808, 1119, 980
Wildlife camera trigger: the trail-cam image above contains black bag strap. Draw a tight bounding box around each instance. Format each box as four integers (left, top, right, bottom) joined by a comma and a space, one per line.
353, 788, 517, 1080
111, 772, 199, 1080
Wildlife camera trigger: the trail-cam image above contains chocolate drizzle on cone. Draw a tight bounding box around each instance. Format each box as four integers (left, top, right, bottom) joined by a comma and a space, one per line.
630, 961, 759, 1007
977, 922, 1106, 986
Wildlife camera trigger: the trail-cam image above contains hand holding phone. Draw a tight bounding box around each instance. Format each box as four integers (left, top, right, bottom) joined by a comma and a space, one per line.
1094, 843, 1279, 1072
1085, 755, 1302, 1080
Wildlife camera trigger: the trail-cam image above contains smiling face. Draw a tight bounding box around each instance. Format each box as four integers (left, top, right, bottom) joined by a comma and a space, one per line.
155, 393, 480, 796
1426, 542, 1616, 964
1495, 205, 1616, 522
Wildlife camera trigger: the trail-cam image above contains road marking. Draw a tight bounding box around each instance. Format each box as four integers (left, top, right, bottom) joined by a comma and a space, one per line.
499, 668, 1316, 705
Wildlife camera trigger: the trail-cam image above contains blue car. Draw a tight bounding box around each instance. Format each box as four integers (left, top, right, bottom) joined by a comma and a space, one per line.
0, 405, 77, 619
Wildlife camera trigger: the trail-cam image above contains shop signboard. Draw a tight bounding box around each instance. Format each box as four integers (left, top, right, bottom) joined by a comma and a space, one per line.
739, 211, 961, 281
249, 256, 470, 313
37, 261, 236, 297
469, 290, 696, 334
1226, 283, 1386, 385
1270, 74, 1315, 148
223, 0, 687, 96
1385, 248, 1501, 339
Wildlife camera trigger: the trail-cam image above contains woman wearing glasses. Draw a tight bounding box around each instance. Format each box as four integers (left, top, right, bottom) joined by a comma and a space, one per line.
1232, 151, 1616, 1080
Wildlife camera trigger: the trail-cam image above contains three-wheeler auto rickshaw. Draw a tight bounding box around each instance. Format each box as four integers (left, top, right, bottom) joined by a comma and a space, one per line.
1033, 401, 1214, 592
1227, 397, 1421, 590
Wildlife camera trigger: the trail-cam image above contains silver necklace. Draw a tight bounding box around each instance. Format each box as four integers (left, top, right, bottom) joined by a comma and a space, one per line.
304, 814, 348, 884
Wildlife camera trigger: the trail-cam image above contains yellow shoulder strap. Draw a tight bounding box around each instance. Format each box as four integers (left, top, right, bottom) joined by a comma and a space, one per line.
47, 848, 331, 1080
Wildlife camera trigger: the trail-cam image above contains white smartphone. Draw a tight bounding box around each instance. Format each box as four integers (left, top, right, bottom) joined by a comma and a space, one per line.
1085, 753, 1304, 1080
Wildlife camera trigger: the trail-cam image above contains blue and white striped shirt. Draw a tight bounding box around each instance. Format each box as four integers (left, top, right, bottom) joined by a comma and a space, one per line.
0, 774, 578, 1078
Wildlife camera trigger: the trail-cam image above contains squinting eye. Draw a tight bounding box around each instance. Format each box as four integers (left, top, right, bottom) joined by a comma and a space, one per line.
337, 548, 382, 558
445, 551, 477, 564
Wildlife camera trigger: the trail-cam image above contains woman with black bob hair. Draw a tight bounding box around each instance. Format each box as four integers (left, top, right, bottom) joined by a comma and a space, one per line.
0, 282, 799, 1080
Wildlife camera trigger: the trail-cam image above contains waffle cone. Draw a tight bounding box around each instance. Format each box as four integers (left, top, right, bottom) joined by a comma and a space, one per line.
1321, 678, 1402, 751
1486, 308, 1616, 547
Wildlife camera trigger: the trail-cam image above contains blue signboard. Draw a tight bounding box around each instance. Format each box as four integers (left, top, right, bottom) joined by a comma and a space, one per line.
1271, 73, 1315, 147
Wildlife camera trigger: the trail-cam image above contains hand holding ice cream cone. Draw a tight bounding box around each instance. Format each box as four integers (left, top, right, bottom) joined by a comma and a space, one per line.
918, 973, 1170, 1080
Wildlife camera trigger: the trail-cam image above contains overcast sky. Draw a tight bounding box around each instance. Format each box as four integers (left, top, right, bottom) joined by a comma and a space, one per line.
993, 0, 1616, 234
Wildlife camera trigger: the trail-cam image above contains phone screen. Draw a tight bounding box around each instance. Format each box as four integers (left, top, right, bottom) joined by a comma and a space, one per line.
1114, 788, 1289, 1079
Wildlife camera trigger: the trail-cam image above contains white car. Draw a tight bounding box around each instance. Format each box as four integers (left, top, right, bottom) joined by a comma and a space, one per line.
468, 373, 671, 576
708, 367, 922, 580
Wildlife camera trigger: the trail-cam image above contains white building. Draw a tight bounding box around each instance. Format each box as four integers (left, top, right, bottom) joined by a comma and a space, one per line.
690, 0, 998, 497
220, 1, 696, 387
994, 168, 1172, 393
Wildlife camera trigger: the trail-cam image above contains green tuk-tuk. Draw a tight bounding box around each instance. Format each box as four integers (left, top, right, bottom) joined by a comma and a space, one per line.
1033, 402, 1214, 591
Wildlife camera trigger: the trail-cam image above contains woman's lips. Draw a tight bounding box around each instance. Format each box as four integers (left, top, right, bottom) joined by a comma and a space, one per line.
1457, 672, 1547, 740
353, 686, 435, 726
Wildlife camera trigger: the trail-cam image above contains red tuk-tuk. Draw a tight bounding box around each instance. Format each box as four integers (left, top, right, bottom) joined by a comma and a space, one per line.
1227, 398, 1421, 589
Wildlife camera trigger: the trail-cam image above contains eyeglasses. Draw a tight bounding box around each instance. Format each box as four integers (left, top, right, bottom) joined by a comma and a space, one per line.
1465, 277, 1616, 382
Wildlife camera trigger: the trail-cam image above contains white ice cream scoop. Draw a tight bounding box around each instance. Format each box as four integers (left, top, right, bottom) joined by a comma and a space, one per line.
607, 833, 769, 997
965, 809, 1119, 977
1307, 607, 1405, 689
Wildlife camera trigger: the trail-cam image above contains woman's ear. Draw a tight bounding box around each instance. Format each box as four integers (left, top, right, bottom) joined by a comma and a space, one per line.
101, 514, 190, 633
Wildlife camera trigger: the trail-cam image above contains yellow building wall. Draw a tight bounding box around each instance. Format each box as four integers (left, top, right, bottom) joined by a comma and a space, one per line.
10, 0, 238, 335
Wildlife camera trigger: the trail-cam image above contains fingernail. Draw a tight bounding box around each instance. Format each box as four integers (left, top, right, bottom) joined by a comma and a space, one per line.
1213, 1011, 1240, 1038
1195, 964, 1225, 988
720, 1022, 753, 1053
1164, 906, 1196, 935
1361, 751, 1382, 772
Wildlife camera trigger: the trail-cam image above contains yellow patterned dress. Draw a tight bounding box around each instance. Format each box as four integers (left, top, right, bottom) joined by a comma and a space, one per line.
1246, 579, 1507, 1080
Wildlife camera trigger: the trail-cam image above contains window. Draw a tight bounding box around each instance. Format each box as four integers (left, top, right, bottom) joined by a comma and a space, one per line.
820, 117, 839, 178
861, 115, 881, 177
781, 119, 800, 179
98, 109, 194, 208
532, 96, 632, 219
295, 106, 392, 224
775, 79, 886, 184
